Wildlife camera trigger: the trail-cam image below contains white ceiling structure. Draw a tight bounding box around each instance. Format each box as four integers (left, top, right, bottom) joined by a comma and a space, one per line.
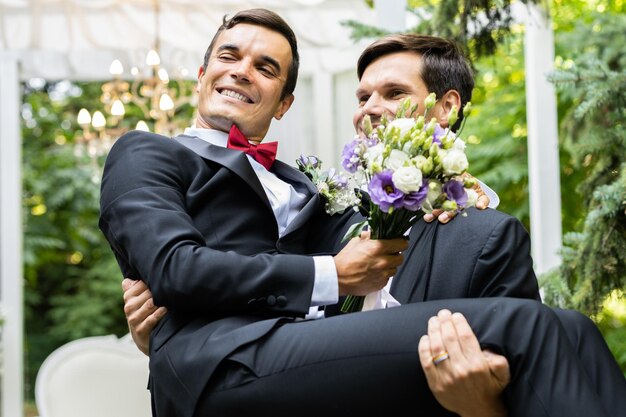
0, 1, 562, 416
1, 0, 373, 79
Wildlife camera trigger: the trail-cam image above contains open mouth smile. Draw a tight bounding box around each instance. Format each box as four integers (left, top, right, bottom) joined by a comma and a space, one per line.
217, 88, 254, 104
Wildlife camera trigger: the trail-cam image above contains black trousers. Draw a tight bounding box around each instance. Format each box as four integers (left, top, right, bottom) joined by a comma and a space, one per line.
196, 298, 625, 417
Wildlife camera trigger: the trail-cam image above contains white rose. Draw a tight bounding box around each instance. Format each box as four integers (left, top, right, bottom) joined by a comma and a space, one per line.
392, 166, 423, 193
385, 149, 410, 171
364, 143, 384, 167
465, 188, 478, 207
453, 138, 466, 151
442, 149, 469, 175
386, 118, 416, 137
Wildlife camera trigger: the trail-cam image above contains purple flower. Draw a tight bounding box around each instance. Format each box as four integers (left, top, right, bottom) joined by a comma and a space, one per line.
443, 180, 468, 208
432, 124, 447, 146
326, 168, 348, 189
297, 154, 320, 169
341, 139, 361, 173
368, 170, 405, 213
334, 174, 349, 189
402, 179, 429, 211
364, 135, 379, 147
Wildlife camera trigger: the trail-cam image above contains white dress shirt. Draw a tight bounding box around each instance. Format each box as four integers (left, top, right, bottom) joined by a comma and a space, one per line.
183, 127, 337, 319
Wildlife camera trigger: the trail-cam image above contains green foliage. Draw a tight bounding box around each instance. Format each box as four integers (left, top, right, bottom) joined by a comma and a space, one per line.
591, 291, 626, 375
21, 78, 196, 399
540, 12, 626, 314
462, 37, 532, 225
344, 0, 542, 60
22, 80, 124, 397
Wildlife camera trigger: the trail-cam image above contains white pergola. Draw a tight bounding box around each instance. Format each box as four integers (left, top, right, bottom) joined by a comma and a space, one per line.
0, 1, 561, 415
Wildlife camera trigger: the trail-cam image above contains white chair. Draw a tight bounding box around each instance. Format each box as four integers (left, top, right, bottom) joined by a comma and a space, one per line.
35, 333, 152, 417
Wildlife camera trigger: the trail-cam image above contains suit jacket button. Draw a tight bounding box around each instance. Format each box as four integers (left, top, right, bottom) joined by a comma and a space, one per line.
266, 295, 277, 306
276, 295, 287, 307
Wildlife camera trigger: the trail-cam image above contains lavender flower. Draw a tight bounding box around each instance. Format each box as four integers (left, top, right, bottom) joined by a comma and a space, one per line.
443, 179, 468, 208
432, 124, 447, 146
402, 180, 429, 211
297, 154, 320, 170
341, 139, 362, 173
368, 170, 405, 213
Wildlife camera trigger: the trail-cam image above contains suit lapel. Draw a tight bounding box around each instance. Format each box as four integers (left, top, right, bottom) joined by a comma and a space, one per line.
271, 160, 321, 239
175, 135, 321, 243
271, 159, 317, 195
390, 220, 439, 303
174, 134, 272, 211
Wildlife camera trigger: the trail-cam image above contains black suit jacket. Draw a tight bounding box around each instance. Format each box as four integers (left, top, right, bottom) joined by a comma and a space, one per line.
325, 207, 540, 316
99, 131, 354, 417
391, 207, 541, 303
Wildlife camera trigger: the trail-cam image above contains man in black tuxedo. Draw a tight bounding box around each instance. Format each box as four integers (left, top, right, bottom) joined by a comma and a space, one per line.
100, 9, 624, 417
338, 33, 626, 411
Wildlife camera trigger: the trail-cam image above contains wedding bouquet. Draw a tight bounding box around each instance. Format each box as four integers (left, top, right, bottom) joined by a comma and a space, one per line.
338, 94, 478, 312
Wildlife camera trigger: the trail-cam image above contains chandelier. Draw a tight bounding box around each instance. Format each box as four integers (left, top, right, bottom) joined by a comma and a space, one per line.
75, 0, 195, 160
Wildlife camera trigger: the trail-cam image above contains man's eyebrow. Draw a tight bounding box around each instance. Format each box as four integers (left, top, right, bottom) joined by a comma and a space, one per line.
259, 55, 281, 73
217, 44, 239, 54
216, 44, 282, 73
355, 87, 369, 98
379, 81, 412, 90
355, 81, 411, 97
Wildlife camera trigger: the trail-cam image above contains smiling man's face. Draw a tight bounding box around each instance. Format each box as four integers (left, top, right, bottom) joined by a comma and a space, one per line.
195, 23, 294, 143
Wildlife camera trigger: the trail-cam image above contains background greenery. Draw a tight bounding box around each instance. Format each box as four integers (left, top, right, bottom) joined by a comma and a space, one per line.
22, 0, 625, 404
21, 79, 196, 400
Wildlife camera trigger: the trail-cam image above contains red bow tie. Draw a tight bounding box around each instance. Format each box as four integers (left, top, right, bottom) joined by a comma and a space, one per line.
227, 125, 278, 170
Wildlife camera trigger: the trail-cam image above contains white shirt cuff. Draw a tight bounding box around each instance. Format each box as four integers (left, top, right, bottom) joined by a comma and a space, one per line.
310, 256, 339, 307
476, 179, 500, 209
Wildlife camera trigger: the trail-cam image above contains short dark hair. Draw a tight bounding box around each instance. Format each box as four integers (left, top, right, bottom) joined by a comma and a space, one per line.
357, 34, 474, 130
202, 8, 299, 100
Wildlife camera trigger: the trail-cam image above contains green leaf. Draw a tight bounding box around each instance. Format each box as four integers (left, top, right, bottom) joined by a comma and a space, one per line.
341, 220, 369, 243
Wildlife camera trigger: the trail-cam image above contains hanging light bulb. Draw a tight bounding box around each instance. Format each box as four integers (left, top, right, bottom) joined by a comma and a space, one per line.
110, 99, 126, 117
91, 111, 106, 129
158, 68, 170, 83
77, 108, 92, 127
159, 93, 174, 111
136, 120, 150, 131
74, 0, 195, 152
109, 59, 124, 76
146, 49, 161, 66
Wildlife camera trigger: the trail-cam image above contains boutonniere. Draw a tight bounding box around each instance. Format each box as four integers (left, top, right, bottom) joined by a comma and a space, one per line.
296, 155, 360, 216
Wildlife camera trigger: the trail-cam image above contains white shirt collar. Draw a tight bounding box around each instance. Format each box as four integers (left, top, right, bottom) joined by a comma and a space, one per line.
183, 127, 228, 148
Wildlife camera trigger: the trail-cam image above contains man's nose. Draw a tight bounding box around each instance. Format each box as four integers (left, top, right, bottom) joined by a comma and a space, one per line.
230, 59, 253, 82
362, 95, 384, 117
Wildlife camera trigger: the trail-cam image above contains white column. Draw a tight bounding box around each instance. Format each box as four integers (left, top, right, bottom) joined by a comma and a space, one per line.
374, 0, 406, 32
524, 4, 562, 275
0, 51, 23, 417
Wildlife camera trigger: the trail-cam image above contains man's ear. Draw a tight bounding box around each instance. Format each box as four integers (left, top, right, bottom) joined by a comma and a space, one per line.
435, 90, 461, 127
274, 94, 295, 120
196, 66, 205, 93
